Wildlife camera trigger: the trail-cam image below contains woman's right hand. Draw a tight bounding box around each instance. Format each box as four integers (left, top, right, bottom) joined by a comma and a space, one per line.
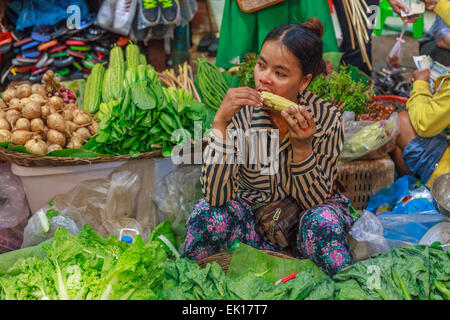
213, 87, 263, 132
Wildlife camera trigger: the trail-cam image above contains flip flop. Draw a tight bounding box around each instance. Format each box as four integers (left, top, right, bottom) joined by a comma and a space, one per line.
22, 50, 40, 59
53, 55, 74, 68
197, 34, 216, 52
36, 52, 49, 68
0, 43, 12, 54
29, 73, 43, 83
21, 40, 39, 51
13, 37, 32, 48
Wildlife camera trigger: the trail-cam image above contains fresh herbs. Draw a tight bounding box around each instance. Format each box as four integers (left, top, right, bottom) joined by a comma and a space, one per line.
235, 53, 259, 88
308, 65, 373, 115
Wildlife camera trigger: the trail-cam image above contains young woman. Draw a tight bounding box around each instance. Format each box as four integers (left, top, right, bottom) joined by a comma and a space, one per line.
182, 18, 355, 276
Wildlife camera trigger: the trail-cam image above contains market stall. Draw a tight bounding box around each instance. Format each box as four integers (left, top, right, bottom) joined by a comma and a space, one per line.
0, 0, 448, 302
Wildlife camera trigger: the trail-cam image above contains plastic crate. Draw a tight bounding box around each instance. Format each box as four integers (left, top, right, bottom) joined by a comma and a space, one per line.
337, 155, 395, 210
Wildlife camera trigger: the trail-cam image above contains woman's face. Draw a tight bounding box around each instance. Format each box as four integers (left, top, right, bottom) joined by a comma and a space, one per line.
254, 40, 312, 103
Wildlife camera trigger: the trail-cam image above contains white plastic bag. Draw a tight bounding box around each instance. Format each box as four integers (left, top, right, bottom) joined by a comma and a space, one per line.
21, 160, 160, 248
349, 209, 449, 261
0, 163, 30, 229
153, 165, 203, 253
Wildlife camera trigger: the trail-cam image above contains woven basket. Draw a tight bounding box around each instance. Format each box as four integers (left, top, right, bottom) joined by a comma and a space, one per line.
337, 155, 395, 210
0, 147, 162, 167
197, 250, 297, 274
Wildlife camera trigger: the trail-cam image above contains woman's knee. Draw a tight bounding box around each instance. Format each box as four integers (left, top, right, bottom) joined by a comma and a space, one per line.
397, 111, 417, 149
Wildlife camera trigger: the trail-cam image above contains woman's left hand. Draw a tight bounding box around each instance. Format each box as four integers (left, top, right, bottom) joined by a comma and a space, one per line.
281, 105, 317, 162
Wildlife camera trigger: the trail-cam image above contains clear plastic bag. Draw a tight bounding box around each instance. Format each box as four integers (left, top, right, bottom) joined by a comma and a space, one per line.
387, 22, 408, 70
341, 112, 400, 161
153, 165, 203, 253
0, 163, 30, 229
21, 160, 161, 248
349, 209, 449, 261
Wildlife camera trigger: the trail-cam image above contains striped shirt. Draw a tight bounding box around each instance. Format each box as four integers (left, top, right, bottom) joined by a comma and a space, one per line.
201, 91, 343, 210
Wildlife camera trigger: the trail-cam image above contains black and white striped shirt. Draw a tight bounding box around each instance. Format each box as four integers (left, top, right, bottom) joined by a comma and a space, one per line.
201, 91, 343, 210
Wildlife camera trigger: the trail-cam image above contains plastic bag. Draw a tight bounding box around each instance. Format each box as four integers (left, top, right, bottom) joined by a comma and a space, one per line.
22, 160, 162, 248
153, 165, 203, 253
8, 0, 89, 31
0, 163, 30, 229
366, 175, 436, 214
341, 112, 399, 161
349, 209, 449, 261
387, 22, 408, 70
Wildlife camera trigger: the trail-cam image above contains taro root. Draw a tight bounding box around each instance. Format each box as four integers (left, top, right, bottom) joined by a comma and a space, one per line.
24, 137, 47, 154
11, 130, 33, 145
2, 87, 17, 103
16, 83, 32, 99
0, 129, 11, 143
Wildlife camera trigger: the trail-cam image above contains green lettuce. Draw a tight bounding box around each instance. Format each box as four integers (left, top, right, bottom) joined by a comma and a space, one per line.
0, 224, 167, 300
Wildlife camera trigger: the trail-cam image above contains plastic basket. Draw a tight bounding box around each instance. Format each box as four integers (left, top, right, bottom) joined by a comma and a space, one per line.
337, 155, 395, 210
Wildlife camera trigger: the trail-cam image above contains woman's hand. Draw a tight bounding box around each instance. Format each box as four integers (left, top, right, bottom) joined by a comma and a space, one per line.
413, 68, 430, 82
213, 87, 263, 136
281, 105, 317, 163
419, 0, 439, 11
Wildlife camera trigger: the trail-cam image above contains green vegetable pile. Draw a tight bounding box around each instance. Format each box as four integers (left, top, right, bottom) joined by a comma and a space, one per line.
195, 56, 229, 112
0, 225, 167, 300
308, 65, 372, 115
162, 243, 450, 300
83, 43, 211, 158
334, 245, 450, 300
235, 53, 259, 88
0, 227, 448, 300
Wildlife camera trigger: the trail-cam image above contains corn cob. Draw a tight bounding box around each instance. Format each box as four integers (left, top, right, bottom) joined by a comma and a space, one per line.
260, 91, 296, 112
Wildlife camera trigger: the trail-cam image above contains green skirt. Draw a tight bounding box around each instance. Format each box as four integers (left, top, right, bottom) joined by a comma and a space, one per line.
216, 0, 339, 68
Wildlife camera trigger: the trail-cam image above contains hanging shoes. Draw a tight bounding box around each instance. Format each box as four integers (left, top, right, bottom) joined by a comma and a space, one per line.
159, 0, 180, 25
140, 0, 161, 27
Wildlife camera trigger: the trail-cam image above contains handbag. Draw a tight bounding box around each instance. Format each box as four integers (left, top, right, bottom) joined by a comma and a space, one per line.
253, 196, 303, 249
236, 0, 285, 13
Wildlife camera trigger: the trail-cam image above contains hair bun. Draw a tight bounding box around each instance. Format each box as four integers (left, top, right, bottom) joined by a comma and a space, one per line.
301, 17, 324, 39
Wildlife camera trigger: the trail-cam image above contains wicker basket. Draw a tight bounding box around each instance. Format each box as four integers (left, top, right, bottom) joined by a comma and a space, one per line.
197, 250, 297, 274
0, 147, 162, 167
337, 155, 395, 210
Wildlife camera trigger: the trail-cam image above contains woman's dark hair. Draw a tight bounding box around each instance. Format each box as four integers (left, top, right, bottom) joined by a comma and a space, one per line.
263, 17, 326, 79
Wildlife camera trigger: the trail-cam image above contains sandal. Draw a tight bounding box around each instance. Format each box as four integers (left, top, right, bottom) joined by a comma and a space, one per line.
197, 33, 216, 52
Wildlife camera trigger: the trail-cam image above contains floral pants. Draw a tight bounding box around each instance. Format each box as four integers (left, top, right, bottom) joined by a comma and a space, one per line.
182, 193, 355, 276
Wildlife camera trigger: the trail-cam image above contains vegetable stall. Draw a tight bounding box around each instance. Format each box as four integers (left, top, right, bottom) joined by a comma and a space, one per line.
0, 48, 448, 300
0, 2, 448, 301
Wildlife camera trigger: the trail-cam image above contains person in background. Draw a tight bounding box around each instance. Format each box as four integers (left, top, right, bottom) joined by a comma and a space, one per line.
419, 1, 450, 66
334, 0, 412, 76
390, 0, 450, 187
420, 0, 450, 25
215, 0, 340, 69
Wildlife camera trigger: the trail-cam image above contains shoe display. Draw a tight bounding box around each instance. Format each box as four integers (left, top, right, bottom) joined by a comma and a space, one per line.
159, 0, 180, 24
140, 0, 161, 26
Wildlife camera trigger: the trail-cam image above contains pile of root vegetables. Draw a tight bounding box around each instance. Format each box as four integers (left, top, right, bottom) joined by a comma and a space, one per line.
0, 71, 97, 155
